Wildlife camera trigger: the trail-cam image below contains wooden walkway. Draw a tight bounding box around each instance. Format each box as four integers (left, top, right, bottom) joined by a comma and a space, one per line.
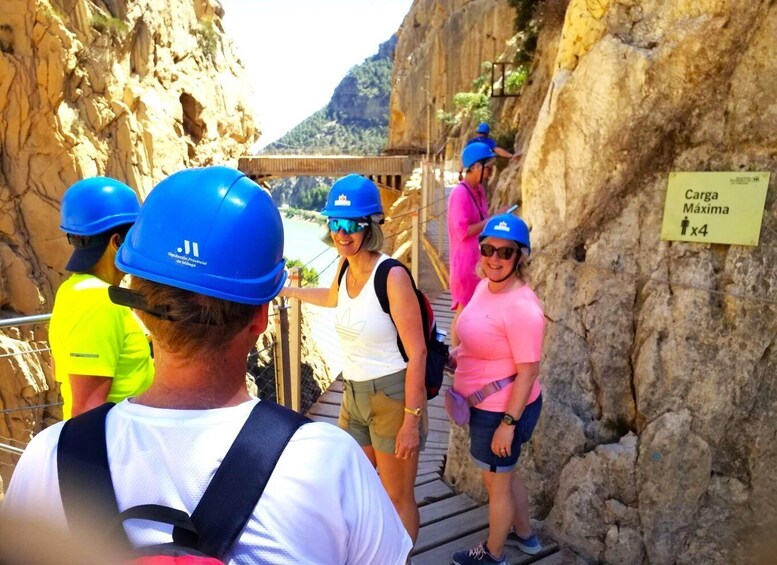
305, 290, 561, 564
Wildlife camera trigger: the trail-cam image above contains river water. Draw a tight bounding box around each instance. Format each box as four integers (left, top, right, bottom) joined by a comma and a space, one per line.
281, 216, 339, 286
280, 216, 342, 376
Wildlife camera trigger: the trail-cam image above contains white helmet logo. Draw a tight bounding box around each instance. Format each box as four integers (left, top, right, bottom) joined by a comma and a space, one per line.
494, 221, 510, 232
334, 194, 351, 206
177, 240, 200, 257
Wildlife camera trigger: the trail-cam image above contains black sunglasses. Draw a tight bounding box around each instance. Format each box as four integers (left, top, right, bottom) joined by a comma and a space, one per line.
479, 243, 518, 260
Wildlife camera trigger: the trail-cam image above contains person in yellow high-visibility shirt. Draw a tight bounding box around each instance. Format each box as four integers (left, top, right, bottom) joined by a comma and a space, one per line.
49, 177, 154, 419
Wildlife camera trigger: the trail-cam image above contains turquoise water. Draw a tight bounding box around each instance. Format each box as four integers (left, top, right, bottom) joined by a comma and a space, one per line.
281, 216, 339, 287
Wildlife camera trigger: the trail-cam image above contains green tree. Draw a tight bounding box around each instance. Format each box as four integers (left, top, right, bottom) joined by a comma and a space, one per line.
285, 258, 320, 287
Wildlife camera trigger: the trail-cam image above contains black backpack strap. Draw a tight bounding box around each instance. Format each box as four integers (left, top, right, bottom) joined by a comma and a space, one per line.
188, 401, 311, 560
375, 258, 430, 362
337, 259, 349, 288
57, 402, 130, 549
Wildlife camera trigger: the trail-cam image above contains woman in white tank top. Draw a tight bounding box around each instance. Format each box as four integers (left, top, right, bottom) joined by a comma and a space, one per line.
279, 174, 428, 546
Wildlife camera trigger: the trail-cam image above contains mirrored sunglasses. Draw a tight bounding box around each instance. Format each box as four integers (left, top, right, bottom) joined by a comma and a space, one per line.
480, 243, 517, 260
327, 218, 368, 235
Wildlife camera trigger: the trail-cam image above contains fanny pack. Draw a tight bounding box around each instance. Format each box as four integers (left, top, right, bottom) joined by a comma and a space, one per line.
444, 375, 516, 426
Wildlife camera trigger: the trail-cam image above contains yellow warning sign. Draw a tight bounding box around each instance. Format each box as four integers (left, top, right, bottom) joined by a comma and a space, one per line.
660, 172, 770, 246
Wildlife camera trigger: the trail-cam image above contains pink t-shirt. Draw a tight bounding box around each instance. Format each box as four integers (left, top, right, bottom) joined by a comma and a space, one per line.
454, 280, 545, 413
447, 181, 488, 310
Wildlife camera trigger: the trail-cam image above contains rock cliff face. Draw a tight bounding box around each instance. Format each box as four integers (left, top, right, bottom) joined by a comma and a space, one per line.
0, 0, 257, 317
388, 0, 516, 151
395, 0, 777, 563
0, 0, 256, 477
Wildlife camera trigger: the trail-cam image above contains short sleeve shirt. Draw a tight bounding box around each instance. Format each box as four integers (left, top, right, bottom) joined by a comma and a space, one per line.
454, 280, 545, 412
49, 273, 154, 419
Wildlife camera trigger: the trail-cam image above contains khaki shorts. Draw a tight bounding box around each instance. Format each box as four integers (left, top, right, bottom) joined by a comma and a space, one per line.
338, 370, 428, 454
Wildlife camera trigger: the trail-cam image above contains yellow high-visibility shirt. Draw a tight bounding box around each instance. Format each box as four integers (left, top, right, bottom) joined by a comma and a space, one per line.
49, 273, 154, 419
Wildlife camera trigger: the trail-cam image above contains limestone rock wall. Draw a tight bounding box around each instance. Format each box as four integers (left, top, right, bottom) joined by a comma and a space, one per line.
387, 0, 516, 152
0, 0, 257, 316
0, 0, 257, 478
397, 0, 777, 563
521, 2, 777, 561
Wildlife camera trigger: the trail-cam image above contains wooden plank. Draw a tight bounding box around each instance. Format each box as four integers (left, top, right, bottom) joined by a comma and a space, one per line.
416, 463, 443, 477
427, 418, 450, 433
418, 493, 480, 527
427, 405, 448, 421
415, 472, 439, 487
414, 480, 454, 507
414, 505, 490, 553
308, 414, 338, 426
412, 527, 488, 563
316, 390, 343, 405
424, 440, 448, 451
327, 379, 344, 392
307, 402, 340, 418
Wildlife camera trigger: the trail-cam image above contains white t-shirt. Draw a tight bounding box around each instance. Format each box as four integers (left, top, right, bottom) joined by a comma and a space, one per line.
335, 254, 407, 381
1, 399, 412, 564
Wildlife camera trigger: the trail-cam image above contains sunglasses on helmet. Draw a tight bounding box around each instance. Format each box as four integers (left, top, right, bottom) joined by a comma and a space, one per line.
327, 218, 369, 235
479, 243, 518, 260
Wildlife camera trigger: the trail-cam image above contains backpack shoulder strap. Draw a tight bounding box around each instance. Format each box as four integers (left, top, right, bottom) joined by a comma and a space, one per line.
190, 401, 311, 559
375, 258, 428, 362
57, 403, 130, 549
373, 257, 410, 315
337, 259, 349, 288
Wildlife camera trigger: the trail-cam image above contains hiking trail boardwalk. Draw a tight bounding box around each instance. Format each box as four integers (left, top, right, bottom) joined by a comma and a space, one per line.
305, 289, 562, 564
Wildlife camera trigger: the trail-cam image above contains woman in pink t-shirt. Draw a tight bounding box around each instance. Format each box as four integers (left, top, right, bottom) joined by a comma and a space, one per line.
450, 214, 545, 565
447, 142, 496, 346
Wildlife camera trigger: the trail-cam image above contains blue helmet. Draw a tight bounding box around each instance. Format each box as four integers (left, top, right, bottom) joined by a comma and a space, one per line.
60, 177, 140, 236
115, 166, 286, 305
321, 174, 383, 218
479, 213, 531, 254
476, 122, 490, 134
462, 142, 497, 169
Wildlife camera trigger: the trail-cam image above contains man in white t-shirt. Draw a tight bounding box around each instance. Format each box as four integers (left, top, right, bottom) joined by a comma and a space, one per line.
1, 166, 412, 565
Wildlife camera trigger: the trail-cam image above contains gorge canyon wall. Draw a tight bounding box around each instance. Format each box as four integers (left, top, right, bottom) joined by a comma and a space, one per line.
0, 0, 256, 488
391, 0, 777, 563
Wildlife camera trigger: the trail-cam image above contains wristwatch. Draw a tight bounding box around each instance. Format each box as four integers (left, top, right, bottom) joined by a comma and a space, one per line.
404, 406, 422, 417
502, 413, 517, 426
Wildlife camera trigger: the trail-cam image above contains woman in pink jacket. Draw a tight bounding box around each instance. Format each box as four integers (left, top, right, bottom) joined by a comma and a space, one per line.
447, 142, 497, 345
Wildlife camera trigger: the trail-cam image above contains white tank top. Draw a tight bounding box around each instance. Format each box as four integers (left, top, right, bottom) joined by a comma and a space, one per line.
335, 254, 407, 382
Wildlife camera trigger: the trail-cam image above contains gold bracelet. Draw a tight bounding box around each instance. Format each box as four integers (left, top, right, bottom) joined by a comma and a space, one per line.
404, 406, 422, 417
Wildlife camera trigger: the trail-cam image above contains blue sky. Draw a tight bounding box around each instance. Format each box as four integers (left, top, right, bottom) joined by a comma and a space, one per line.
220, 0, 414, 150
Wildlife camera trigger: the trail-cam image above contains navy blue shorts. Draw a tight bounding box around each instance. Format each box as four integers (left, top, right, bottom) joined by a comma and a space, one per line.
469, 395, 542, 473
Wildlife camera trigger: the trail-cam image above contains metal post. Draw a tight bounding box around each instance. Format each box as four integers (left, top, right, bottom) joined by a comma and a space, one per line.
437, 156, 444, 256
287, 268, 302, 412
0, 314, 52, 328
273, 298, 292, 409
411, 212, 420, 281
425, 74, 431, 157
420, 157, 428, 230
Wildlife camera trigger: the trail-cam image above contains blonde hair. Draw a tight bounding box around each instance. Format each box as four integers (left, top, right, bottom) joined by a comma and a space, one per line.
363, 214, 385, 252
130, 277, 259, 359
